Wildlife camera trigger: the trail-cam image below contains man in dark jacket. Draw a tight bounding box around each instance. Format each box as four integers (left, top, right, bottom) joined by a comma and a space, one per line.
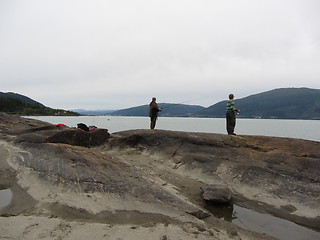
149, 97, 161, 129
226, 94, 240, 135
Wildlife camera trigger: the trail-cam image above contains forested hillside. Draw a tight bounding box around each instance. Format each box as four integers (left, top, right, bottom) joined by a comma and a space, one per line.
194, 88, 320, 119
0, 92, 78, 116
5, 88, 319, 119
110, 103, 205, 117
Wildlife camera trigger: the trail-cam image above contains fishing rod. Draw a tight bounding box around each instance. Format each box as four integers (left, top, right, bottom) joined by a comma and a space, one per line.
159, 98, 204, 110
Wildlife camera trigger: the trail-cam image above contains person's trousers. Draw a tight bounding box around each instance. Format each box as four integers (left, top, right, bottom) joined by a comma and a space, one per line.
226, 111, 236, 134
150, 116, 157, 129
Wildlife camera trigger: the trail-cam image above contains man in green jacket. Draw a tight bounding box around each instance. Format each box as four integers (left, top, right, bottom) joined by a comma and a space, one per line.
226, 94, 240, 135
149, 97, 161, 129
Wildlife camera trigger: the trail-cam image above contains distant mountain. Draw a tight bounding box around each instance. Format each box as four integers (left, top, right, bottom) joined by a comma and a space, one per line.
72, 109, 115, 115
110, 103, 205, 117
0, 92, 79, 116
4, 88, 319, 119
194, 88, 320, 119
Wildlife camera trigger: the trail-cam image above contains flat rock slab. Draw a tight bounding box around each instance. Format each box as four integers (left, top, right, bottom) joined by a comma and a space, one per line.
108, 129, 320, 229
0, 114, 319, 239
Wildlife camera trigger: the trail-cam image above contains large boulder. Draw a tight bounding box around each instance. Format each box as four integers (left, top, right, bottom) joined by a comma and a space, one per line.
201, 184, 232, 204
2, 119, 110, 147
45, 128, 110, 147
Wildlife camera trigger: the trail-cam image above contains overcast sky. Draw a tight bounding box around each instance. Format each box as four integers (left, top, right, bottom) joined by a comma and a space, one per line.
1, 0, 319, 110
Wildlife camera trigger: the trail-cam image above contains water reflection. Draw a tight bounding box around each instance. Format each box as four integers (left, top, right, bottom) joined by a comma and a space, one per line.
207, 203, 320, 240
0, 189, 13, 210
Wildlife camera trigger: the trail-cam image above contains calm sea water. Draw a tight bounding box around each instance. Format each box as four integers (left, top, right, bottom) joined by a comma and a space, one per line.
26, 116, 320, 142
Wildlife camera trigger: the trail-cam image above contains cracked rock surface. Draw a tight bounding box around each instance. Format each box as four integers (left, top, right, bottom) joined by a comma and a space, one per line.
1, 113, 319, 240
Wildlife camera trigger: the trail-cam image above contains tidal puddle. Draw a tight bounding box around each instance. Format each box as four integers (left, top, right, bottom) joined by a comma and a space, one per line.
0, 189, 13, 210
207, 204, 320, 240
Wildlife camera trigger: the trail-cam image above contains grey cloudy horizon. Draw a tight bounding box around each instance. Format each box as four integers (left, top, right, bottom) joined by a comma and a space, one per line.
1, 0, 319, 110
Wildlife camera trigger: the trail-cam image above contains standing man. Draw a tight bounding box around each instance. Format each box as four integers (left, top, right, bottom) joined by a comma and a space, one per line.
226, 94, 240, 135
149, 97, 161, 129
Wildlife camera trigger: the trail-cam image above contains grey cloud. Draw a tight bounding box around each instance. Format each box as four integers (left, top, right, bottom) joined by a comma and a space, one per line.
1, 0, 319, 109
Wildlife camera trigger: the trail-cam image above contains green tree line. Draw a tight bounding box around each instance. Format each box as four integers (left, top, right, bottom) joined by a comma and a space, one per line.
0, 97, 78, 116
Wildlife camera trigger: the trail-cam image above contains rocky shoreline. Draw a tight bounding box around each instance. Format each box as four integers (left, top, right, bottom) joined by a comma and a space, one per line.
0, 113, 319, 240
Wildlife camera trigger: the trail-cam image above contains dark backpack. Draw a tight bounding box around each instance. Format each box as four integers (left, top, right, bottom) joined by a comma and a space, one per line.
77, 123, 89, 131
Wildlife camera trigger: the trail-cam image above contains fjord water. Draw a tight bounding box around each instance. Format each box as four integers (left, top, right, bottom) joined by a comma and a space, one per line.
0, 189, 13, 210
27, 116, 320, 142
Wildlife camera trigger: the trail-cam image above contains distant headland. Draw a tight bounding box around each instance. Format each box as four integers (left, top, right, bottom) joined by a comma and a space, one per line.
1, 87, 319, 119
